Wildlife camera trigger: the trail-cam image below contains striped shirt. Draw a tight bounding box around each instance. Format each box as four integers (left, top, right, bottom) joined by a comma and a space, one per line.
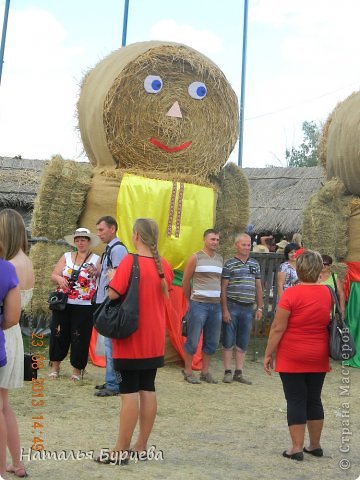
191, 251, 223, 304
222, 256, 261, 304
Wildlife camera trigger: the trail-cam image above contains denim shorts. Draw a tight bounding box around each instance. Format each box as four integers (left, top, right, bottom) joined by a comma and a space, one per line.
222, 301, 253, 351
184, 300, 222, 355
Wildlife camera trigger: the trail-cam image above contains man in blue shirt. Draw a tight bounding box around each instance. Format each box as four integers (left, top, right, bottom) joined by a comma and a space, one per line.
94, 216, 127, 396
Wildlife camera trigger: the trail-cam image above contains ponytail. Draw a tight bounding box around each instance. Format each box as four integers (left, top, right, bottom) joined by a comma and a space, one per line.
133, 218, 169, 298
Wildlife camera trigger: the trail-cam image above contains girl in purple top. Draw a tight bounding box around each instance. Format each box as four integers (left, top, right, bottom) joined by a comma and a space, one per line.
0, 249, 21, 479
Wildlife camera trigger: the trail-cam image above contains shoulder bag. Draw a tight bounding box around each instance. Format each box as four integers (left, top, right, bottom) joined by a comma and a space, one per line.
327, 286, 356, 361
93, 254, 140, 339
48, 253, 91, 311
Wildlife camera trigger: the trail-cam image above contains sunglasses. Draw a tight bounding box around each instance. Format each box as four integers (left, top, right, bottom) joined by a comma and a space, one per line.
323, 263, 331, 266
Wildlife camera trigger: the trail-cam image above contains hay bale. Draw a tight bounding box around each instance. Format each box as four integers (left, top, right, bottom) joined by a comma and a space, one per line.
78, 41, 239, 182
325, 91, 360, 195
29, 242, 67, 316
302, 178, 351, 260
31, 155, 92, 239
215, 162, 249, 261
77, 41, 244, 271
30, 155, 92, 316
346, 198, 360, 262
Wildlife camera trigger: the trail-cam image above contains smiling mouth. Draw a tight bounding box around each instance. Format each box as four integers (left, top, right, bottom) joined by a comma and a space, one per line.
150, 138, 192, 153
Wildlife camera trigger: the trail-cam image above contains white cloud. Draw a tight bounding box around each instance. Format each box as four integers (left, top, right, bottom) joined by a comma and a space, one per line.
0, 7, 85, 160
149, 19, 223, 56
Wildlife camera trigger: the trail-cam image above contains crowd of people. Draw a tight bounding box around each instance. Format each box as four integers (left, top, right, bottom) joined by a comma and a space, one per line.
0, 211, 354, 471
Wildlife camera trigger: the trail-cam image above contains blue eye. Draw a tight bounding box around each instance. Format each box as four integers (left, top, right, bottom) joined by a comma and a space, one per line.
144, 75, 163, 94
188, 81, 207, 100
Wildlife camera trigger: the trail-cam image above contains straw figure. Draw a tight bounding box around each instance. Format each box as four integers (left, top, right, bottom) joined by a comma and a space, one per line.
302, 90, 360, 368
31, 41, 249, 363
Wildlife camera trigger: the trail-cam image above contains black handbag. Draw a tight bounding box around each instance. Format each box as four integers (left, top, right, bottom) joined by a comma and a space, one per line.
24, 353, 38, 381
48, 291, 68, 311
327, 286, 356, 361
93, 254, 140, 339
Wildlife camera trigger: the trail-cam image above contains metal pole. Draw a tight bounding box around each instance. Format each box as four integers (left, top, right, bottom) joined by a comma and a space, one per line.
121, 0, 130, 47
237, 0, 249, 167
0, 0, 11, 86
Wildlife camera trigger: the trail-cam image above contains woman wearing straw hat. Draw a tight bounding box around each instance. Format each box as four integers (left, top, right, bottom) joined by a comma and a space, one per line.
49, 228, 100, 381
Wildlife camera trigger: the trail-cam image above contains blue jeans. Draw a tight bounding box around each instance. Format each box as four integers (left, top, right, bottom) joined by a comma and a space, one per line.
222, 301, 253, 351
105, 338, 120, 392
184, 300, 222, 355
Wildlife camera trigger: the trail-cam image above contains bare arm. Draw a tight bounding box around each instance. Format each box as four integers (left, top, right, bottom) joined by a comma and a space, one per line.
277, 271, 285, 300
182, 255, 196, 301
263, 307, 290, 375
2, 285, 21, 330
255, 278, 263, 321
108, 286, 120, 300
51, 255, 68, 290
336, 277, 346, 316
221, 278, 231, 323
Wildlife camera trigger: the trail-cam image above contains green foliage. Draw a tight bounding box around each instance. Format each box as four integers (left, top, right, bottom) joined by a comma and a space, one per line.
286, 121, 321, 167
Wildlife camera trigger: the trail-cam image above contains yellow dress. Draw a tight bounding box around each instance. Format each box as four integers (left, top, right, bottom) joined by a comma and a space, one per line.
117, 173, 216, 274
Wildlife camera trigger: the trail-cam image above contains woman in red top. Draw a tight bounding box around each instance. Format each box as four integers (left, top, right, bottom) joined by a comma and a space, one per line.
97, 218, 173, 465
263, 250, 332, 461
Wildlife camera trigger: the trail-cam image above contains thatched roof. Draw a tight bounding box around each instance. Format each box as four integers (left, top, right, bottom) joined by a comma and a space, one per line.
0, 156, 48, 208
243, 166, 326, 235
0, 157, 325, 234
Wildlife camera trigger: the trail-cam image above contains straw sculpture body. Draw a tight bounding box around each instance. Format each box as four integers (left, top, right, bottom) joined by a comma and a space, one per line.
302, 90, 360, 368
31, 41, 249, 362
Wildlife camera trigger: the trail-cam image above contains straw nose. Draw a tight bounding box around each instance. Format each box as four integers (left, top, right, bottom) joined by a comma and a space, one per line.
166, 101, 182, 118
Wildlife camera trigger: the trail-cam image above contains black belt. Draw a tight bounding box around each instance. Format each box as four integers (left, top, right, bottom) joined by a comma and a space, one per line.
227, 299, 253, 307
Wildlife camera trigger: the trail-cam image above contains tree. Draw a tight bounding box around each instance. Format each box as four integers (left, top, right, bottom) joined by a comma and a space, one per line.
285, 120, 321, 167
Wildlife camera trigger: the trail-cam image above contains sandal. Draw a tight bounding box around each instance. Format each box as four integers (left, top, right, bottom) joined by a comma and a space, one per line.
70, 374, 81, 382
6, 465, 28, 477
48, 371, 59, 379
94, 450, 129, 465
182, 370, 201, 384
129, 449, 148, 461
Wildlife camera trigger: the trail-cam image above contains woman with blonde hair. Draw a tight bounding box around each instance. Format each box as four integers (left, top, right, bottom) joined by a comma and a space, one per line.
264, 250, 332, 461
0, 209, 34, 478
96, 218, 173, 465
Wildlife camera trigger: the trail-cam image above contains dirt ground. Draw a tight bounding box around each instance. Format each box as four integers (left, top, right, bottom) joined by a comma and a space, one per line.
9, 344, 360, 480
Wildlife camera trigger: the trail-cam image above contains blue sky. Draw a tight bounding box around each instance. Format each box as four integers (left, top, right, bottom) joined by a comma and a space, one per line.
1, 0, 360, 168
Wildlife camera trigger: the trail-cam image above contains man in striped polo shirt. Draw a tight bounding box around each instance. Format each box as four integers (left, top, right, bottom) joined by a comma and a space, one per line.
182, 229, 223, 384
221, 233, 263, 384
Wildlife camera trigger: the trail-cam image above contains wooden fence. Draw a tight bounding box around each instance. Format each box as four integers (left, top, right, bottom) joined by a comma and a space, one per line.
250, 252, 284, 334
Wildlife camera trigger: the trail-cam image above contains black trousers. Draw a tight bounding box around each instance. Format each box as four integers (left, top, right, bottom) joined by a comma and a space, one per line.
279, 372, 326, 426
49, 303, 95, 370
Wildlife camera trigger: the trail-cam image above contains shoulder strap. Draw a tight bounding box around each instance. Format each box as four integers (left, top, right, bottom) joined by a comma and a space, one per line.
326, 285, 343, 325
331, 272, 338, 297
106, 241, 128, 269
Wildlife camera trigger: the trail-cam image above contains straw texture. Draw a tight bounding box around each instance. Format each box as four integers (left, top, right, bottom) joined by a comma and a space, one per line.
30, 155, 92, 314
215, 162, 250, 261
302, 178, 352, 262
78, 41, 239, 181
324, 91, 360, 195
